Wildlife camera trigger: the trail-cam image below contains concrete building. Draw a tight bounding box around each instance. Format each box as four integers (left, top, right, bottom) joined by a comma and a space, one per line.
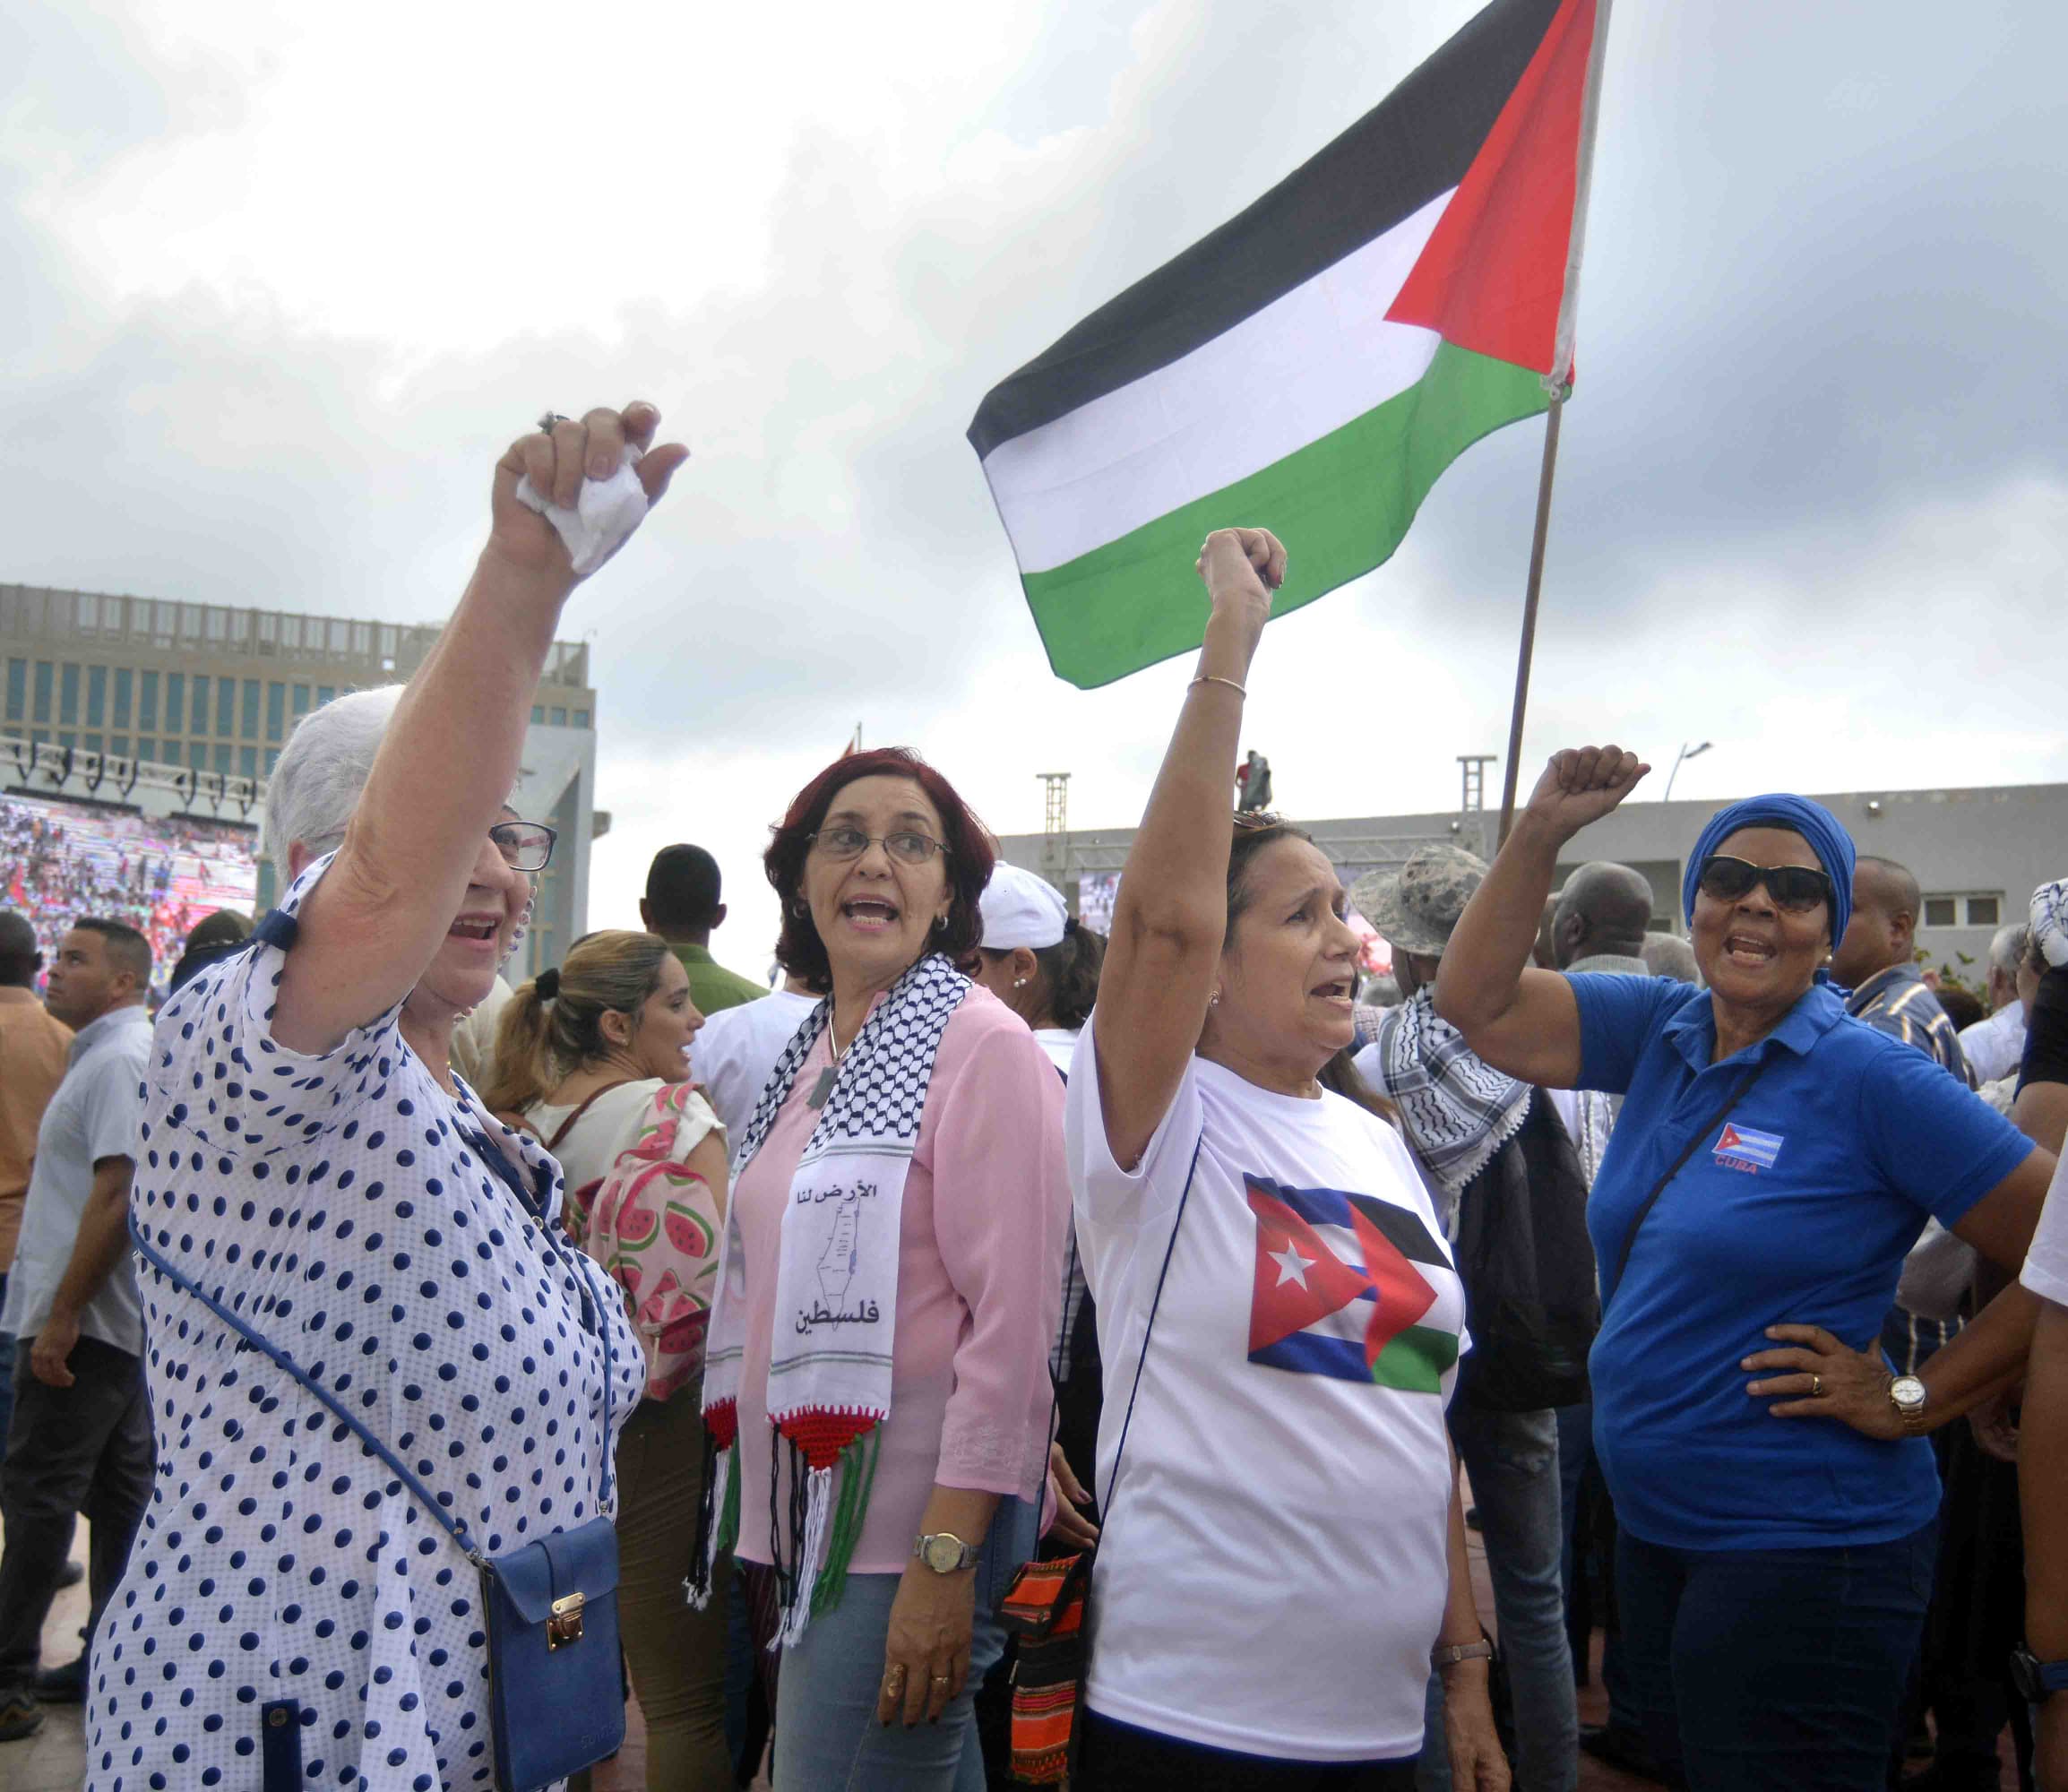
1, 581, 603, 977
995, 779, 2068, 983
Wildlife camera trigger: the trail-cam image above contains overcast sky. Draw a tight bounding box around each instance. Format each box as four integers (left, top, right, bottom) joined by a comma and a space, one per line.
4, 0, 2062, 973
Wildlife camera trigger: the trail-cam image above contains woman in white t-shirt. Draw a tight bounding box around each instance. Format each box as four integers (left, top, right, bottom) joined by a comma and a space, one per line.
484, 929, 732, 1790
1066, 528, 1506, 1791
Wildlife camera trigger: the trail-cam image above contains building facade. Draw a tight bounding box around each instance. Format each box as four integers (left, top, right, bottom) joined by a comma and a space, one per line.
995, 780, 2068, 982
2, 582, 601, 977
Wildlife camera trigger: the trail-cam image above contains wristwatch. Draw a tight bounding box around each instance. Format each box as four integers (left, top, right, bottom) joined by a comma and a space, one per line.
913, 1531, 979, 1573
1886, 1374, 1928, 1436
2010, 1647, 2068, 1704
1432, 1640, 1495, 1670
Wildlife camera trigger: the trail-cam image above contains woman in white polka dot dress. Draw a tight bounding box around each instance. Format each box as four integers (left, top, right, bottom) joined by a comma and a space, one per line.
92, 403, 686, 1790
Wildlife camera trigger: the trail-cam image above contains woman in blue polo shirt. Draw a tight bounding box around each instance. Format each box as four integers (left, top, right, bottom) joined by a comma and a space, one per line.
1430, 745, 2058, 1792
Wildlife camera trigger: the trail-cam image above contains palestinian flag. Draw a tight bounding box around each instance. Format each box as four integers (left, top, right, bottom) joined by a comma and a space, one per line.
1245, 1174, 1462, 1394
969, 0, 1611, 689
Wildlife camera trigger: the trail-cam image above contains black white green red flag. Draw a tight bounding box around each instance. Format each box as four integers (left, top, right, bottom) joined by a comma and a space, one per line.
969, 0, 1611, 689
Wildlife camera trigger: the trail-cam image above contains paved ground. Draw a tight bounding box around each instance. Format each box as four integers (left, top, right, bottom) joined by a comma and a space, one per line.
4, 1518, 2015, 1788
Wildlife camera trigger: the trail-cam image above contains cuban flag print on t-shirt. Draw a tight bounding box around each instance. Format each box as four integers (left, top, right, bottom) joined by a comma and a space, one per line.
1245, 1175, 1462, 1392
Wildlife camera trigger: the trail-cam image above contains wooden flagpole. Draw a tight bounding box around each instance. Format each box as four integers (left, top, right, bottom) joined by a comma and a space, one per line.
1495, 396, 1564, 848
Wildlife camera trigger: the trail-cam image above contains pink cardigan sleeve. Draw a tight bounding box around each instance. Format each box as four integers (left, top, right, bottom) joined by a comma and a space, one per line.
927, 1015, 1071, 1496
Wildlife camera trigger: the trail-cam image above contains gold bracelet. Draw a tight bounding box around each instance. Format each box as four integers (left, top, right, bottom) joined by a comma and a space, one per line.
1189, 674, 1247, 696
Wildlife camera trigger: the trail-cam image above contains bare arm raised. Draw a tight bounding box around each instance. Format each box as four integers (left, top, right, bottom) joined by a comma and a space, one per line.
275, 404, 688, 1056
1093, 528, 1285, 1170
1432, 745, 1649, 1088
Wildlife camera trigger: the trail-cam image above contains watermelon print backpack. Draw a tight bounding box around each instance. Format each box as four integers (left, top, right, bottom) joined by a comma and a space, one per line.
564, 1081, 726, 1400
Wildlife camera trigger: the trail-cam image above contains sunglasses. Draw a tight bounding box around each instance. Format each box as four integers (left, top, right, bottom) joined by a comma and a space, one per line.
1694, 854, 1831, 915
488, 820, 556, 873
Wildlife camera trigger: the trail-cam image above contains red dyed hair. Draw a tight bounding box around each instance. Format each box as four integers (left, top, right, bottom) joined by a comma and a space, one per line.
764, 747, 995, 995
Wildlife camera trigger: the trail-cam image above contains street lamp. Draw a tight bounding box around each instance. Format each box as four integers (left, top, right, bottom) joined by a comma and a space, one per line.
1663, 740, 1711, 802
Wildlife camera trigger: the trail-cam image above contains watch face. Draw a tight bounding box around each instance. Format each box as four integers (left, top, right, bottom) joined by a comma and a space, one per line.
2012, 1649, 2068, 1702
922, 1535, 963, 1572
1890, 1375, 1926, 1410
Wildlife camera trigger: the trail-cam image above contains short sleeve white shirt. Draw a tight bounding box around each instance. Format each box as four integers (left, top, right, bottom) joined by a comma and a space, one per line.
1066, 1018, 1467, 1762
2023, 1145, 2068, 1308
690, 990, 817, 1162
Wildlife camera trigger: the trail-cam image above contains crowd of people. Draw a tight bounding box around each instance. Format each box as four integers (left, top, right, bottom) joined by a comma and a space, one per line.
0, 406, 2063, 1792
0, 793, 258, 997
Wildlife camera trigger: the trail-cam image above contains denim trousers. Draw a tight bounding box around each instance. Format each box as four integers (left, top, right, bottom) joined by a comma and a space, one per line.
1556, 1400, 1639, 1734
772, 1495, 1037, 1791
0, 1335, 152, 1692
1616, 1519, 1937, 1791
1418, 1403, 1577, 1792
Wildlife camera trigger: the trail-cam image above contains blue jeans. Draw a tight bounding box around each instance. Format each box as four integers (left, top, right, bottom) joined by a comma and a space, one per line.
1419, 1405, 1577, 1792
1556, 1400, 1639, 1734
1616, 1520, 1937, 1790
773, 1495, 1036, 1791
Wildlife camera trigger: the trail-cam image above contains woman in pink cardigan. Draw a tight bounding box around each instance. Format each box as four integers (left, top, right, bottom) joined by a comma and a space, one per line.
691, 745, 1071, 1791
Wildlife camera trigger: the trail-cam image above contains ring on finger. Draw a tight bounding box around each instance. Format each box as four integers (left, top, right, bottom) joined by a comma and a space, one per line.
537, 411, 570, 434
1810, 1374, 1824, 1399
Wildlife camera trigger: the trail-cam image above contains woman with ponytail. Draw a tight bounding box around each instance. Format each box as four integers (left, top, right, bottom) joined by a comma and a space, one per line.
485, 928, 733, 1789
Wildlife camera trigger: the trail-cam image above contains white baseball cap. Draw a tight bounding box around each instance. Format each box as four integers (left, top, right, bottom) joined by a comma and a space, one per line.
979, 862, 1069, 952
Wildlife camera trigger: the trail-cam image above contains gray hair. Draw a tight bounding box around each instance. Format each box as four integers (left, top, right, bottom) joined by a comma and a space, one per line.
259, 685, 404, 871
1640, 932, 1702, 985
1988, 921, 2030, 976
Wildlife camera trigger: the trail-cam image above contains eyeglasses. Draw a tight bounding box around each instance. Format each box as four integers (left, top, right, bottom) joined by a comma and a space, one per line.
489, 821, 557, 873
1694, 854, 1831, 915
806, 827, 948, 866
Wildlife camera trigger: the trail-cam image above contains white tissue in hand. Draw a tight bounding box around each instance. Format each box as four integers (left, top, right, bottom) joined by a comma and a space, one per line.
514, 445, 648, 576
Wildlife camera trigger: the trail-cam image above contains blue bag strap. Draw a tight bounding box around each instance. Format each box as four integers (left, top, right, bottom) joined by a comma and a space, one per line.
133, 1194, 618, 1544
130, 1210, 485, 1562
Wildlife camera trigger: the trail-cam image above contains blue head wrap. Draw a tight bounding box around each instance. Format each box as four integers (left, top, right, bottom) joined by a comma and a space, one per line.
1681, 793, 1857, 943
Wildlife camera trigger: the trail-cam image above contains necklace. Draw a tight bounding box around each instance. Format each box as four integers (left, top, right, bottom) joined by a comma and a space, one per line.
807, 1008, 853, 1110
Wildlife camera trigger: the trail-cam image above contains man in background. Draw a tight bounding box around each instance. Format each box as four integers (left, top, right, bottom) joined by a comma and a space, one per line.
0, 913, 73, 1454
1639, 932, 1700, 984
1960, 921, 2031, 1088
1832, 855, 1972, 1085
1352, 845, 1581, 1792
642, 844, 765, 1014
0, 921, 155, 1741
1545, 866, 1671, 1786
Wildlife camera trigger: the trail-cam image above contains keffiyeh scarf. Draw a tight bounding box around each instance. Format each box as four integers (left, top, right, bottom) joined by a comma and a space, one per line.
2034, 880, 2068, 969
691, 953, 969, 1643
1378, 987, 1531, 1197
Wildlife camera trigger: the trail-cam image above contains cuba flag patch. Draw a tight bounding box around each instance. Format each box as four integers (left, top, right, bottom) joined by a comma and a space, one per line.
1713, 1121, 1784, 1175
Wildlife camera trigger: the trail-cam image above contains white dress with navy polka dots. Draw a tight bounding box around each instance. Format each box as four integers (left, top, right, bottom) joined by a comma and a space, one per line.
91, 857, 641, 1791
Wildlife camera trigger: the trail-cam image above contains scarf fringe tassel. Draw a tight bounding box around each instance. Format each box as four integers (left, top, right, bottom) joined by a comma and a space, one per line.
686, 1400, 739, 1608
766, 1409, 883, 1647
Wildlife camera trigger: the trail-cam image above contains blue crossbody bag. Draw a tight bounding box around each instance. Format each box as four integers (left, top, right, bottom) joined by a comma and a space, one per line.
130, 1142, 625, 1792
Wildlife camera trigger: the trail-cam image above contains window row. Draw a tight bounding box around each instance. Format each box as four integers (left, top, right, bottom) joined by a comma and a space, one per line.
1921, 893, 2003, 929
4, 659, 337, 740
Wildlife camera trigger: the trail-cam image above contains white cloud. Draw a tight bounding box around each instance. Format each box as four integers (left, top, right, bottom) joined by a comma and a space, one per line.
4, 0, 2064, 978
